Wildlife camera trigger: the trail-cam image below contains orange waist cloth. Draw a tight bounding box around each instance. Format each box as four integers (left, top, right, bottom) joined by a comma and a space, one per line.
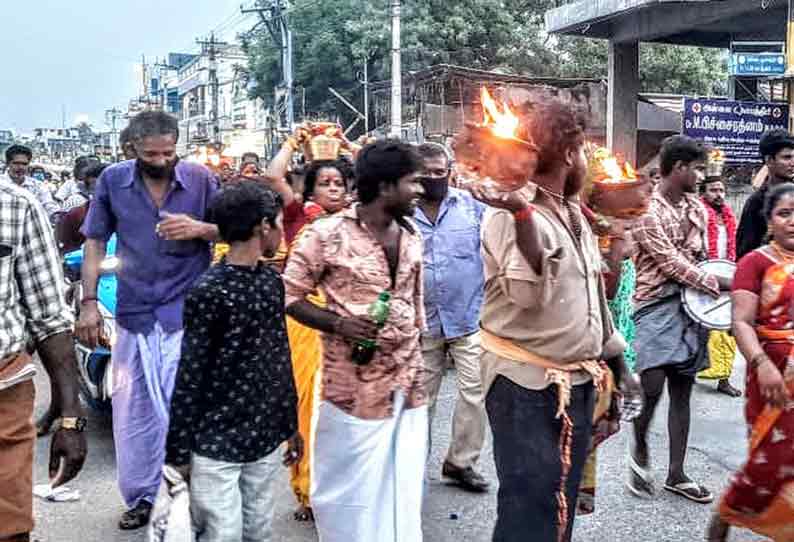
480, 328, 606, 417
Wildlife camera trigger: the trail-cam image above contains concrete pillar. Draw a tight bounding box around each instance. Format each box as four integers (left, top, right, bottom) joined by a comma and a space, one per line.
787, 0, 794, 132
607, 40, 639, 165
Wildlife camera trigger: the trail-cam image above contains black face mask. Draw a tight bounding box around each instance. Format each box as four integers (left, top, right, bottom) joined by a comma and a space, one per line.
137, 157, 177, 180
420, 176, 449, 202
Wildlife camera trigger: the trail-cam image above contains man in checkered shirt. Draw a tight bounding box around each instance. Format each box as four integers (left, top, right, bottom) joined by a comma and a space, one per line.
0, 181, 87, 542
628, 135, 732, 505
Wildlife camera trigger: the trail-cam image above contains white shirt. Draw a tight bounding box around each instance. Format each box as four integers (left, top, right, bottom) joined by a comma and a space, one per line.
0, 175, 60, 217
716, 224, 728, 260
55, 178, 79, 202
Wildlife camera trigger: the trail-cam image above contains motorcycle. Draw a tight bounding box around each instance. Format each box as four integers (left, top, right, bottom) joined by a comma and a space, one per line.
63, 236, 118, 413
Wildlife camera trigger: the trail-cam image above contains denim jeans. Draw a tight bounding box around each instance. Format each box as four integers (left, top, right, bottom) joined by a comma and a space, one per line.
486, 376, 595, 542
190, 448, 281, 542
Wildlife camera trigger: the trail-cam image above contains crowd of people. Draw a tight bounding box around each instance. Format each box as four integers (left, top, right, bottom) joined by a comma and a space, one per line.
0, 100, 793, 542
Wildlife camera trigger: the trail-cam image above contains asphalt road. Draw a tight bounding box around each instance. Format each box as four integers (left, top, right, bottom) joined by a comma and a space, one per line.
30, 357, 761, 542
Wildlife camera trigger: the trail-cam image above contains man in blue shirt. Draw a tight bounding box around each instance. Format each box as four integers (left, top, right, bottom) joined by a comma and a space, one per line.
76, 111, 219, 530
414, 143, 489, 492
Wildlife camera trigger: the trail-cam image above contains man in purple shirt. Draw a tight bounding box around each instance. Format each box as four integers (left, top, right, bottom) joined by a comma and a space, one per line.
76, 111, 219, 530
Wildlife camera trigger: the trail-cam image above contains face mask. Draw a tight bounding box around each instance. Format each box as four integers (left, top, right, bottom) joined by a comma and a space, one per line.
420, 176, 449, 202
32, 172, 45, 181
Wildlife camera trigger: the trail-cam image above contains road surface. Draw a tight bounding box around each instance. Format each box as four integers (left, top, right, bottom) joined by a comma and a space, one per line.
30, 358, 759, 541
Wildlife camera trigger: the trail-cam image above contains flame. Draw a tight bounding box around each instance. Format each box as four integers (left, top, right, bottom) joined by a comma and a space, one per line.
186, 146, 222, 167
480, 87, 519, 139
590, 145, 637, 184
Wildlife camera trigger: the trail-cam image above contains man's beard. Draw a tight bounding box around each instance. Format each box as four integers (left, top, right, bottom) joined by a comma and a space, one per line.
138, 157, 177, 180
708, 200, 723, 211
563, 169, 585, 197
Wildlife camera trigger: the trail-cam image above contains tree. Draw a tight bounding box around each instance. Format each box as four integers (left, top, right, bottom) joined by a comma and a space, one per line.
556, 37, 728, 96
242, 0, 728, 125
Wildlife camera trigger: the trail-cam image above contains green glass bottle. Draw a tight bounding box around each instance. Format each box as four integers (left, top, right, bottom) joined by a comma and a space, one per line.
351, 291, 391, 366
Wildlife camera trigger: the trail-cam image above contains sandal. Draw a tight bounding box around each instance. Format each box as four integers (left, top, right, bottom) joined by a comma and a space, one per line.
717, 380, 742, 398
119, 501, 152, 530
626, 450, 655, 499
664, 481, 714, 504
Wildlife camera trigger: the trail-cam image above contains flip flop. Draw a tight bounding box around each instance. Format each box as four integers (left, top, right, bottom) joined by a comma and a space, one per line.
664, 481, 714, 504
626, 452, 655, 499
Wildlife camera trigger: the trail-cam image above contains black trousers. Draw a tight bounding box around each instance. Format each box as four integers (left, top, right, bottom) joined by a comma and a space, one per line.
486, 376, 595, 542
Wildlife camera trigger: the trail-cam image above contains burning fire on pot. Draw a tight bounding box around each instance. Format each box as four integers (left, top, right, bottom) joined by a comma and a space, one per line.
453, 87, 539, 191
585, 143, 652, 219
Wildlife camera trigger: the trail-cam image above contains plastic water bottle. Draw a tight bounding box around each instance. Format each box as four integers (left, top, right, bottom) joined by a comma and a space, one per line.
351, 291, 391, 366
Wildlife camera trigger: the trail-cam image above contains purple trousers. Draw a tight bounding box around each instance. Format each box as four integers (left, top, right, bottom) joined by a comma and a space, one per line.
112, 323, 183, 509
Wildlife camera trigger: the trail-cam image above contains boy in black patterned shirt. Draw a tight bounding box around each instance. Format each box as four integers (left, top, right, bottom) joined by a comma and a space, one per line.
166, 181, 302, 541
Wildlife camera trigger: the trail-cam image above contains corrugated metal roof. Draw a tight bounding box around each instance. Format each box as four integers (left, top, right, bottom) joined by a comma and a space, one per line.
639, 93, 730, 114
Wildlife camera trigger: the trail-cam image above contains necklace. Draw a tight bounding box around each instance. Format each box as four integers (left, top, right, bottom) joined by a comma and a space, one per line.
771, 241, 794, 263
537, 186, 582, 242
537, 186, 565, 201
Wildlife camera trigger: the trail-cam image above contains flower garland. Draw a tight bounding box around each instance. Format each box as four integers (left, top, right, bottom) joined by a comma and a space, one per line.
702, 198, 736, 261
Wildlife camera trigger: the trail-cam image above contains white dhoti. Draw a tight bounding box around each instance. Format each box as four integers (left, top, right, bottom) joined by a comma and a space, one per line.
310, 392, 428, 542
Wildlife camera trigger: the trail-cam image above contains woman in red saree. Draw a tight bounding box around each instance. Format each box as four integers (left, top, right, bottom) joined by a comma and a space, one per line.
708, 183, 794, 541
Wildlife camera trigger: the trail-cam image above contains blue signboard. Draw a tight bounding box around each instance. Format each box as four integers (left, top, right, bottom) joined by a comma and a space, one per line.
682, 98, 789, 165
730, 53, 786, 76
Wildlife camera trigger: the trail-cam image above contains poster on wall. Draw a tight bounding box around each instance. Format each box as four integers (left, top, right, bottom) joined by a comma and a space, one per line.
682, 98, 789, 165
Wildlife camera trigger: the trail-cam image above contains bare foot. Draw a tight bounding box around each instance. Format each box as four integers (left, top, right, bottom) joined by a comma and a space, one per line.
293, 505, 314, 522
706, 513, 729, 541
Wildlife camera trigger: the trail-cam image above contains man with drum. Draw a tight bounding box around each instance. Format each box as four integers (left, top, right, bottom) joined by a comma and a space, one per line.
736, 129, 794, 260
628, 135, 733, 504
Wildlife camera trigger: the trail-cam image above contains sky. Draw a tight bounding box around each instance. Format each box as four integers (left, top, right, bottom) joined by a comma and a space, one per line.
0, 0, 257, 134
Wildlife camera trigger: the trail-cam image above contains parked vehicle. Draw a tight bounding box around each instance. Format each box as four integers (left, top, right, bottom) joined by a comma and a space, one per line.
63, 236, 118, 413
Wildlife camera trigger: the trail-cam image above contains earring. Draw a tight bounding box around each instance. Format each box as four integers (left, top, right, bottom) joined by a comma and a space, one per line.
767, 224, 774, 240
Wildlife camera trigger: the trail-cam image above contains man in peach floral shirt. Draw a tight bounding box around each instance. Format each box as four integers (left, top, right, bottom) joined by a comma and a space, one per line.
283, 139, 427, 542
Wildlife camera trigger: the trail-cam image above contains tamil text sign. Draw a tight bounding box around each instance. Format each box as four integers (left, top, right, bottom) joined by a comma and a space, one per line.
729, 53, 786, 77
682, 98, 789, 165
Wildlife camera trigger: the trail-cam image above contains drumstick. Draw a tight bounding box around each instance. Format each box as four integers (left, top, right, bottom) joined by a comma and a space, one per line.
703, 297, 731, 316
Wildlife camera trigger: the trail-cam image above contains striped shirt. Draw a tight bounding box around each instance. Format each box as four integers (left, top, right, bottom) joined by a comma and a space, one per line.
633, 191, 719, 304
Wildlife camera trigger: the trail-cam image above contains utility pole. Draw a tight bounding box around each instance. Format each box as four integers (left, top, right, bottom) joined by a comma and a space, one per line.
243, 1, 294, 132
105, 108, 123, 161
141, 54, 148, 104
358, 60, 370, 134
197, 33, 228, 147
390, 0, 402, 138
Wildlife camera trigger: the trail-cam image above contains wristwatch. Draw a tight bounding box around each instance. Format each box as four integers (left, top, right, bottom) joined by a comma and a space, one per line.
59, 417, 88, 432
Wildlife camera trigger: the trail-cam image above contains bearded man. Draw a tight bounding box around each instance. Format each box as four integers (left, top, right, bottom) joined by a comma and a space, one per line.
697, 176, 741, 397
76, 111, 219, 530
472, 101, 633, 542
